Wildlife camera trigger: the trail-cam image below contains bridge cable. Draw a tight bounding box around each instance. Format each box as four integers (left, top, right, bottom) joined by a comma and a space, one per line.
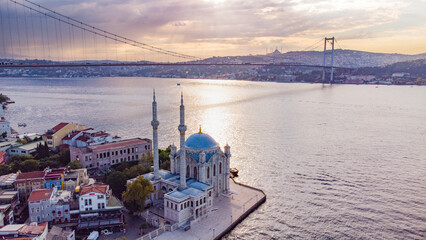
18, 0, 201, 61
301, 38, 323, 52
38, 10, 45, 60
10, 0, 200, 61
6, 0, 14, 59
0, 0, 6, 60
29, 8, 37, 58
13, 1, 22, 59
23, 4, 30, 58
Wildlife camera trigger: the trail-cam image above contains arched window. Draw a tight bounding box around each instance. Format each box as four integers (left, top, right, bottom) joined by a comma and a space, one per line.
161, 186, 167, 193
186, 165, 190, 177
207, 167, 210, 179
213, 164, 216, 177
194, 167, 198, 179
219, 162, 222, 174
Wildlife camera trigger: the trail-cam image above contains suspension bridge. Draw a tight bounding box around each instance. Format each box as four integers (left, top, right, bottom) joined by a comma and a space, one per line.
0, 0, 354, 82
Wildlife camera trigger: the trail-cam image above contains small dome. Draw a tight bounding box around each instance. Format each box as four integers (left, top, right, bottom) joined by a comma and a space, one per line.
185, 132, 218, 150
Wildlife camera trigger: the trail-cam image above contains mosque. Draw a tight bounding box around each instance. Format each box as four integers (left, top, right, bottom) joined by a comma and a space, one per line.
132, 91, 231, 227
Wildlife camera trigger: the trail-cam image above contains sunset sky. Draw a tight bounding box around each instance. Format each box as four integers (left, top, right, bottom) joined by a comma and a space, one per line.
1, 0, 426, 60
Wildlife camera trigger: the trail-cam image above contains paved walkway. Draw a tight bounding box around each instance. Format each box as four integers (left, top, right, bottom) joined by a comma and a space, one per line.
157, 181, 265, 240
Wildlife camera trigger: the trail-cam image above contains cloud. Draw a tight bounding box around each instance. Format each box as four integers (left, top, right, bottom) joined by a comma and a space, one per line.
0, 0, 425, 59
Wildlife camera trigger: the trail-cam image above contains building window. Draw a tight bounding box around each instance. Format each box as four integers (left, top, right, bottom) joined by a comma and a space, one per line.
89, 199, 92, 205
85, 199, 88, 205
120, 150, 123, 154
214, 164, 216, 177
219, 162, 222, 174
191, 201, 193, 207
186, 165, 190, 177
207, 167, 210, 179
136, 147, 139, 152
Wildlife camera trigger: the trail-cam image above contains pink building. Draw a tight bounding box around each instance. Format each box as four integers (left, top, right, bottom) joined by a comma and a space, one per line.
70, 138, 152, 169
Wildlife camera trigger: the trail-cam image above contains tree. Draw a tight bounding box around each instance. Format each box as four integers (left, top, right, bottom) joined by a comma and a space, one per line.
20, 160, 40, 172
159, 146, 171, 171
139, 152, 153, 167
0, 164, 12, 175
68, 160, 84, 169
34, 143, 50, 159
122, 176, 155, 213
16, 138, 28, 145
105, 171, 128, 197
123, 165, 149, 179
58, 149, 70, 166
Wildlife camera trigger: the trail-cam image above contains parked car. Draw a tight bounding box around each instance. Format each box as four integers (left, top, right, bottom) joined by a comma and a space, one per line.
101, 229, 113, 235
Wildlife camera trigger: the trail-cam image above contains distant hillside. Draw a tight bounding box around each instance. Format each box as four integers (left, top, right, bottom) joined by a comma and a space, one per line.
354, 59, 426, 77
197, 49, 426, 68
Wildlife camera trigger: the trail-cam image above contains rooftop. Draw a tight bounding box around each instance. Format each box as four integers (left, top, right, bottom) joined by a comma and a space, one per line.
44, 122, 69, 136
16, 171, 45, 181
80, 184, 108, 196
0, 173, 17, 185
185, 132, 218, 150
12, 140, 43, 151
18, 222, 48, 235
88, 138, 150, 152
28, 189, 52, 202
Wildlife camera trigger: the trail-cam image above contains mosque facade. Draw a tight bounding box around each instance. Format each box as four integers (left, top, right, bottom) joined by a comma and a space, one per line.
131, 91, 231, 227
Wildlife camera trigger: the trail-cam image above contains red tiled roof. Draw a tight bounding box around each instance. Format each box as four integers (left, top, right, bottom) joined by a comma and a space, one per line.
62, 130, 82, 140
16, 171, 45, 181
28, 189, 52, 202
91, 132, 109, 137
80, 184, 108, 196
88, 138, 149, 152
52, 122, 69, 132
18, 222, 48, 235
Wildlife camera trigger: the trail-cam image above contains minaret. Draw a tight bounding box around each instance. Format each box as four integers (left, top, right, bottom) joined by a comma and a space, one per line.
178, 92, 187, 190
151, 89, 160, 180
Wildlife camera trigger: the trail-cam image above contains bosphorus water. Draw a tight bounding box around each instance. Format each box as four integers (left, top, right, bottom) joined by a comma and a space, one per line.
1, 77, 425, 239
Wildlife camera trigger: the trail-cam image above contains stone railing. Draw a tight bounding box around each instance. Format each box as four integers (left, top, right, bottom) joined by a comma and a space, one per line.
137, 223, 179, 240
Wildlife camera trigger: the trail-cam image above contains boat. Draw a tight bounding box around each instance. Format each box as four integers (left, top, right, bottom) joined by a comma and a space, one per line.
230, 167, 239, 178
18, 123, 27, 127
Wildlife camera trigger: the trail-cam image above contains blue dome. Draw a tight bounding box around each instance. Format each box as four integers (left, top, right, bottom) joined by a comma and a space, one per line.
185, 133, 218, 149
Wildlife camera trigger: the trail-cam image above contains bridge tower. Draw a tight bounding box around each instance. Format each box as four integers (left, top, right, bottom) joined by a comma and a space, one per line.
321, 37, 335, 84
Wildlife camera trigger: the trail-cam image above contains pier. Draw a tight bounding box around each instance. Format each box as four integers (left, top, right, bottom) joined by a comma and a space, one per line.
150, 180, 266, 240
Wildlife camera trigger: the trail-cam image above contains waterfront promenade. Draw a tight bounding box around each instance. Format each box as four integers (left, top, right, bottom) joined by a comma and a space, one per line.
153, 180, 266, 240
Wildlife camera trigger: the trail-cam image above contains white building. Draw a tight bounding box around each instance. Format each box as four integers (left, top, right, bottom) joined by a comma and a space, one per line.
28, 188, 72, 224
78, 184, 109, 212
62, 128, 121, 148
129, 92, 231, 227
7, 140, 44, 157
0, 106, 11, 137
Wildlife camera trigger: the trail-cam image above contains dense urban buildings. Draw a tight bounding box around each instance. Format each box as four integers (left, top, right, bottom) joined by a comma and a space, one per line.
43, 123, 86, 150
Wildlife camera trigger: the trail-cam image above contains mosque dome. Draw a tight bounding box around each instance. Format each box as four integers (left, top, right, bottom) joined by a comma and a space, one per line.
185, 132, 218, 150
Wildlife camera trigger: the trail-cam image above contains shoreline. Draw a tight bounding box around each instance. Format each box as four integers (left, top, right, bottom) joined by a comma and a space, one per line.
152, 179, 266, 240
